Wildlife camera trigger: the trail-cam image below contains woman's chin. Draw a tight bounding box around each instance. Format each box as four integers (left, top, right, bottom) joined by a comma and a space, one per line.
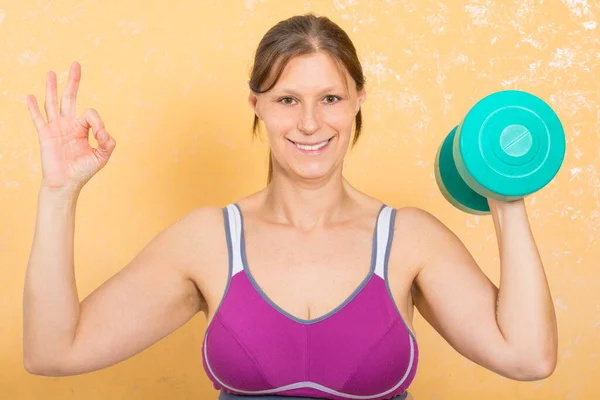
291, 164, 337, 181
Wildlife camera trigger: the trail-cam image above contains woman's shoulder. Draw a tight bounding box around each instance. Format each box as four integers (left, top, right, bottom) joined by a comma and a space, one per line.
180, 205, 225, 226
393, 205, 447, 229
164, 206, 227, 250
391, 205, 461, 256
392, 205, 431, 218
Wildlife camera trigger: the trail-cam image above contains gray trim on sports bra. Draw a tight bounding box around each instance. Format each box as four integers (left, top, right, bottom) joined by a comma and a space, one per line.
218, 391, 409, 400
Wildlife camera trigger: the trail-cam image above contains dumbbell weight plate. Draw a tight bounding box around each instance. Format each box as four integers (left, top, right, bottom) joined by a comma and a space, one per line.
454, 90, 566, 201
435, 125, 491, 214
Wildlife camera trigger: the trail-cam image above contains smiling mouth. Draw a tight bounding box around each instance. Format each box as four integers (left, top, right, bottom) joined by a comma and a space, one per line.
287, 137, 333, 151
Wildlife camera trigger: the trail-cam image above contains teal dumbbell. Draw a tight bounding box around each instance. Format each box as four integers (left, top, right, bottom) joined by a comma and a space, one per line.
434, 90, 566, 214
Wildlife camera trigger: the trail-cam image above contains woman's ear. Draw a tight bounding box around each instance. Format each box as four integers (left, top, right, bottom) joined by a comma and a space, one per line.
248, 91, 260, 119
356, 88, 366, 113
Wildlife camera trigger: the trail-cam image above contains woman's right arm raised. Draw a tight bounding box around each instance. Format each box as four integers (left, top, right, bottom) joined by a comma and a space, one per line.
23, 62, 212, 376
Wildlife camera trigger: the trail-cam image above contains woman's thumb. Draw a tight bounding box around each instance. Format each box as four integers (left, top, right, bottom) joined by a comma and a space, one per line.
93, 128, 116, 163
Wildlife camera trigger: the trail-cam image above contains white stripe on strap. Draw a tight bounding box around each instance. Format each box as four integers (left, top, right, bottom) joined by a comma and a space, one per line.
374, 206, 394, 279
226, 204, 244, 276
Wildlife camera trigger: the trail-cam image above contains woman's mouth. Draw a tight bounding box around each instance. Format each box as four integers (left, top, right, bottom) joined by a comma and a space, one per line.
288, 137, 333, 155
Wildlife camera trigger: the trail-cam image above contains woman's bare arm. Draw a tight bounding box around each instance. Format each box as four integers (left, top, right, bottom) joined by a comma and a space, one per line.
23, 195, 222, 376
400, 203, 557, 381
23, 62, 224, 376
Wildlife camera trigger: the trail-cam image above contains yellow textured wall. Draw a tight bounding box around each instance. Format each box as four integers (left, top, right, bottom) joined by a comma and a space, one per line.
1, 0, 598, 399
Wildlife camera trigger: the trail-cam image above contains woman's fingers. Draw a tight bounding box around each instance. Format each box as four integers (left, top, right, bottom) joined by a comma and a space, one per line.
26, 94, 46, 132
76, 108, 105, 139
94, 127, 116, 159
44, 70, 59, 122
61, 62, 81, 118
77, 107, 115, 160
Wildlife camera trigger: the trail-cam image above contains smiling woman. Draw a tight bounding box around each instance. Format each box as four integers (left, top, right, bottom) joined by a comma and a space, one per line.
23, 10, 557, 400
249, 51, 365, 181
247, 14, 366, 184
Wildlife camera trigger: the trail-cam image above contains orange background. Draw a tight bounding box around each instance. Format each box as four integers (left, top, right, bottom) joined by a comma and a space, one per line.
1, 1, 598, 399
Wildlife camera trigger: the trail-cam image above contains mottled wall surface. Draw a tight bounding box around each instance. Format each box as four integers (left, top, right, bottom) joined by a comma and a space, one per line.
1, 0, 598, 399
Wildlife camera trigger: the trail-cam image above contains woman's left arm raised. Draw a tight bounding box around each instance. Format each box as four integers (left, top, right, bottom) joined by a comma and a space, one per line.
406, 199, 558, 380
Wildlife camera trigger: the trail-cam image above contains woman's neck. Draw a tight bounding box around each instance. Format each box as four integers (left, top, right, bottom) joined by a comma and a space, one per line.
261, 172, 355, 231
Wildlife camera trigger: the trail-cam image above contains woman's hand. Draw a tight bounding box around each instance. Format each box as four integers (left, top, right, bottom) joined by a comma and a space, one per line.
26, 62, 116, 193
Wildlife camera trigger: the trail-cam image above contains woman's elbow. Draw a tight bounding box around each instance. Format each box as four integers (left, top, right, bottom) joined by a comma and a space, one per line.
509, 353, 557, 381
23, 352, 70, 377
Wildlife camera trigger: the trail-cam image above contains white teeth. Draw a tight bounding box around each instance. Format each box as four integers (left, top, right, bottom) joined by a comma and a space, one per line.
295, 139, 330, 151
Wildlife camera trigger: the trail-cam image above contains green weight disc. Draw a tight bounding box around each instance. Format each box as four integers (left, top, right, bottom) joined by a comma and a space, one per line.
454, 90, 566, 201
435, 126, 490, 214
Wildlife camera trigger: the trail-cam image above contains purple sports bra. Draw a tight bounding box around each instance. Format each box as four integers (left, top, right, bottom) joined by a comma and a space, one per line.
202, 204, 419, 399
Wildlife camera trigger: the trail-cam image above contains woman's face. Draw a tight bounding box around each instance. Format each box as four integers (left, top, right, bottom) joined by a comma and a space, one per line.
249, 52, 366, 182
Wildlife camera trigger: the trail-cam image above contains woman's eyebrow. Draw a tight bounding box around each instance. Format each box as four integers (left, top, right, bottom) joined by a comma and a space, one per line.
273, 86, 341, 96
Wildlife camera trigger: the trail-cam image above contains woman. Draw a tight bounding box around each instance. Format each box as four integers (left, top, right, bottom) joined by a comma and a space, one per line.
23, 13, 557, 400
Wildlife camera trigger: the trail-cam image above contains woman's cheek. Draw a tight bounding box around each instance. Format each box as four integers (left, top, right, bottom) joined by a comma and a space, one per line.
264, 108, 298, 134
324, 107, 355, 132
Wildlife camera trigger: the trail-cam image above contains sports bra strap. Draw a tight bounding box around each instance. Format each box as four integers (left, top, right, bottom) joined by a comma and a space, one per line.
224, 204, 244, 276
374, 206, 396, 279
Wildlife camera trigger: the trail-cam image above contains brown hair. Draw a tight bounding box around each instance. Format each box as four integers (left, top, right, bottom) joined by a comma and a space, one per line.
248, 13, 366, 183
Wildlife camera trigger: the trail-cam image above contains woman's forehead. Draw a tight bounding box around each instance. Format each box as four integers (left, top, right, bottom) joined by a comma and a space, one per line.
269, 53, 354, 94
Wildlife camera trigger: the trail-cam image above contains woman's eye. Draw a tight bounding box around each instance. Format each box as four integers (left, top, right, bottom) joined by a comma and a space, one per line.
278, 96, 340, 105
279, 97, 295, 105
